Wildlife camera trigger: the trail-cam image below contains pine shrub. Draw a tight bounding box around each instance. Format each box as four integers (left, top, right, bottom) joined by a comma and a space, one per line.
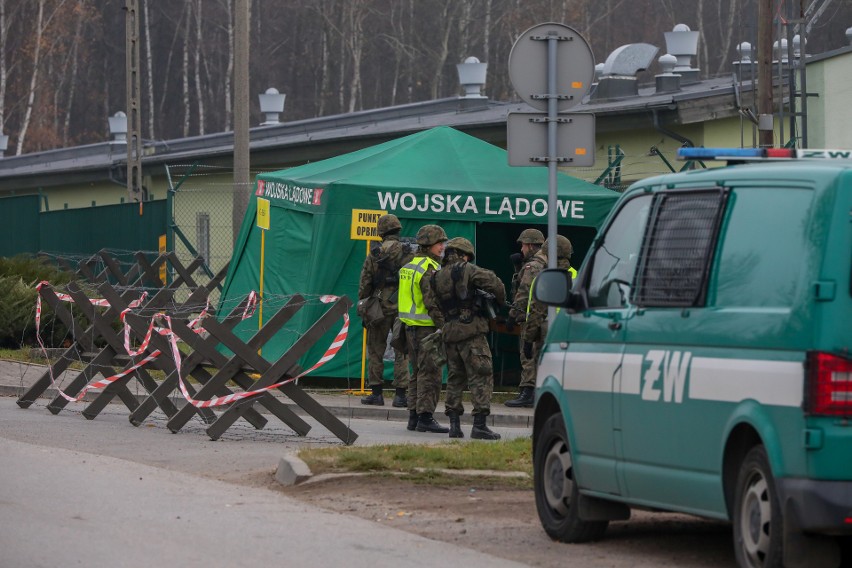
0, 255, 76, 348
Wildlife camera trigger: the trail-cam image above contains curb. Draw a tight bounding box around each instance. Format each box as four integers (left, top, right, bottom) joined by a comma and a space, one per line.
0, 384, 533, 428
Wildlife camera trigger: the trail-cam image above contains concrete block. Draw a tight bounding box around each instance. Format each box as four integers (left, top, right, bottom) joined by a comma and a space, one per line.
275, 454, 312, 486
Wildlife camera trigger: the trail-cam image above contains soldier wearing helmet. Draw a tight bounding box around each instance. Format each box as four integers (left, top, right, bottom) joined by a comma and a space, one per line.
505, 228, 547, 408
358, 214, 413, 407
424, 237, 506, 439
522, 235, 576, 376
398, 224, 449, 433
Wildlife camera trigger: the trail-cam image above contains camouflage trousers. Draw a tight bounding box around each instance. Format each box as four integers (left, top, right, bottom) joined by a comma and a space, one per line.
405, 325, 442, 414
518, 327, 542, 389
366, 315, 410, 389
444, 334, 494, 416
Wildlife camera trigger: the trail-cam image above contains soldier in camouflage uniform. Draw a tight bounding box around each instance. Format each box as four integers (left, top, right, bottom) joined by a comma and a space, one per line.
358, 214, 413, 407
523, 235, 574, 360
398, 224, 449, 433
505, 228, 546, 408
426, 237, 506, 440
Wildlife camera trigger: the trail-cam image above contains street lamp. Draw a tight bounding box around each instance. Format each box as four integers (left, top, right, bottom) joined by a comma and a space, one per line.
258, 87, 286, 125
108, 111, 128, 142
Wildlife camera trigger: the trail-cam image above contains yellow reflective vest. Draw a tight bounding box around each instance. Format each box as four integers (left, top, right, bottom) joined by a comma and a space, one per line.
398, 255, 440, 326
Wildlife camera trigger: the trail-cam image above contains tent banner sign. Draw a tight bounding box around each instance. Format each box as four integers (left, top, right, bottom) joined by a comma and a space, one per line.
375, 191, 590, 222
350, 208, 387, 241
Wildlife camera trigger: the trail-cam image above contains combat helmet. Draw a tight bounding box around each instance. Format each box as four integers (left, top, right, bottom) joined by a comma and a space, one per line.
543, 234, 574, 259
376, 214, 402, 236
516, 228, 545, 245
415, 224, 448, 246
445, 237, 475, 260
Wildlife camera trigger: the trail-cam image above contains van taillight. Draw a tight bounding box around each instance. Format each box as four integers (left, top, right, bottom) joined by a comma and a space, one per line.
807, 352, 852, 416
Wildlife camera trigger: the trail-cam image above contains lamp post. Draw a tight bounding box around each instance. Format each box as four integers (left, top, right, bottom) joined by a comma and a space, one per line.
108, 111, 128, 142
258, 88, 286, 125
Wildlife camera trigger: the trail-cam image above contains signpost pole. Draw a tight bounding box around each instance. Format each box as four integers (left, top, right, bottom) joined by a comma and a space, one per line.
546, 32, 559, 271
357, 239, 370, 395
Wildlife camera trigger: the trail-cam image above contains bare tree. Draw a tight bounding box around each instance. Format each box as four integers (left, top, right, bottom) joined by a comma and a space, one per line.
181, 2, 191, 137
194, 0, 205, 134
142, 0, 155, 139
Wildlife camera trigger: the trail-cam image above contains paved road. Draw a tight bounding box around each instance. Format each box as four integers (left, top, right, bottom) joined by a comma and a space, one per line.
0, 395, 530, 568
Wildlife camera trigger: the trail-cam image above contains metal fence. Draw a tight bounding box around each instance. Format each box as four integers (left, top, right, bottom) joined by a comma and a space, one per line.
0, 195, 167, 261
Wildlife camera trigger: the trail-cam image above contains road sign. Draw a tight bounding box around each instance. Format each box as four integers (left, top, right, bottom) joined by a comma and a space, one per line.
350, 209, 387, 241
256, 197, 271, 230
507, 112, 595, 167
508, 22, 594, 112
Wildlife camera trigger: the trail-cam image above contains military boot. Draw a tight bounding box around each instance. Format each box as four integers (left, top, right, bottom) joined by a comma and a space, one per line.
416, 412, 450, 433
391, 388, 407, 408
448, 412, 464, 439
471, 413, 501, 440
360, 385, 384, 406
504, 386, 534, 408
407, 410, 418, 431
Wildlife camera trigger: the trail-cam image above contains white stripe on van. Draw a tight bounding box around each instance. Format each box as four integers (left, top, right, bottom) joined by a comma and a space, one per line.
565, 352, 620, 393
689, 358, 803, 407
546, 350, 804, 407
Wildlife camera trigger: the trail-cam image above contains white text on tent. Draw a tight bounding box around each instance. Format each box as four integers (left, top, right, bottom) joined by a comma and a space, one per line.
376, 192, 585, 220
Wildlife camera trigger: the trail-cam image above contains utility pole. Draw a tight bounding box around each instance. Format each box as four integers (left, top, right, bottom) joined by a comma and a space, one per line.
756, 0, 774, 147
125, 0, 143, 203
232, 0, 250, 244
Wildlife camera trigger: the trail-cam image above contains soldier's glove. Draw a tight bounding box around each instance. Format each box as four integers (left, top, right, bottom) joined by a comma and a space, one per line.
523, 341, 534, 360
505, 315, 517, 332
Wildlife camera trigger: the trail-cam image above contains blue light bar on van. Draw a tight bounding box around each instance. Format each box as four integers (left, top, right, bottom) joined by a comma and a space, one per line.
677, 148, 852, 161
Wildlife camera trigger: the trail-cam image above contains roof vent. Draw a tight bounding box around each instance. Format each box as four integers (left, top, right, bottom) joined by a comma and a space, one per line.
773, 38, 789, 64
456, 56, 487, 99
258, 87, 286, 126
847, 26, 852, 45
0, 132, 7, 158
734, 41, 754, 81
792, 34, 805, 59
655, 53, 681, 93
664, 24, 700, 84
590, 43, 659, 101
108, 111, 127, 143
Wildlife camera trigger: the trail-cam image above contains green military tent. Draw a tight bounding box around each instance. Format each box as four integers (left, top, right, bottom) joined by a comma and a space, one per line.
220, 126, 618, 380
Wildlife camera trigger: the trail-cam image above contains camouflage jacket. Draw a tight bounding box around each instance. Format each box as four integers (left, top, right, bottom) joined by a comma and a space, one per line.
358, 235, 414, 315
508, 249, 547, 323
523, 257, 572, 344
426, 260, 506, 344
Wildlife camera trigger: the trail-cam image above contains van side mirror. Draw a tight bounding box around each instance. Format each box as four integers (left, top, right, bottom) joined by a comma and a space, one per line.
534, 269, 570, 305
534, 268, 586, 313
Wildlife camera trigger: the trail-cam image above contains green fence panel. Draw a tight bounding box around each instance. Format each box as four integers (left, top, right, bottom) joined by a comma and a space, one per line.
39, 200, 167, 255
0, 195, 40, 257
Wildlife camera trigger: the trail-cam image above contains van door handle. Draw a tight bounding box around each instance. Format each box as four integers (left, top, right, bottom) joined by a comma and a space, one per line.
608, 321, 622, 331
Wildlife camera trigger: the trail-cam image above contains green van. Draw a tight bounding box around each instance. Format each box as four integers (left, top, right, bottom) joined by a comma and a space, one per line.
532, 148, 852, 568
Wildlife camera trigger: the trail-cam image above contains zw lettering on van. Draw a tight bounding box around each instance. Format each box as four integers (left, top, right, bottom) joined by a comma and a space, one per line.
640, 350, 691, 403
798, 149, 852, 159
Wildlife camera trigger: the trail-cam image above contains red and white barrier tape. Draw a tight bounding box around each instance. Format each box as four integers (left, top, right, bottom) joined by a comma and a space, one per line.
167, 294, 349, 408
34, 281, 148, 402
33, 283, 256, 403
32, 286, 346, 409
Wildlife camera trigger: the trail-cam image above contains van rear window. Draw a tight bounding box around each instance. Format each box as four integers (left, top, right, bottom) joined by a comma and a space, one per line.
633, 189, 728, 307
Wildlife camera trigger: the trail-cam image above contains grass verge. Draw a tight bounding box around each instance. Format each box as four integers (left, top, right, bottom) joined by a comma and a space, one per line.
298, 436, 533, 488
